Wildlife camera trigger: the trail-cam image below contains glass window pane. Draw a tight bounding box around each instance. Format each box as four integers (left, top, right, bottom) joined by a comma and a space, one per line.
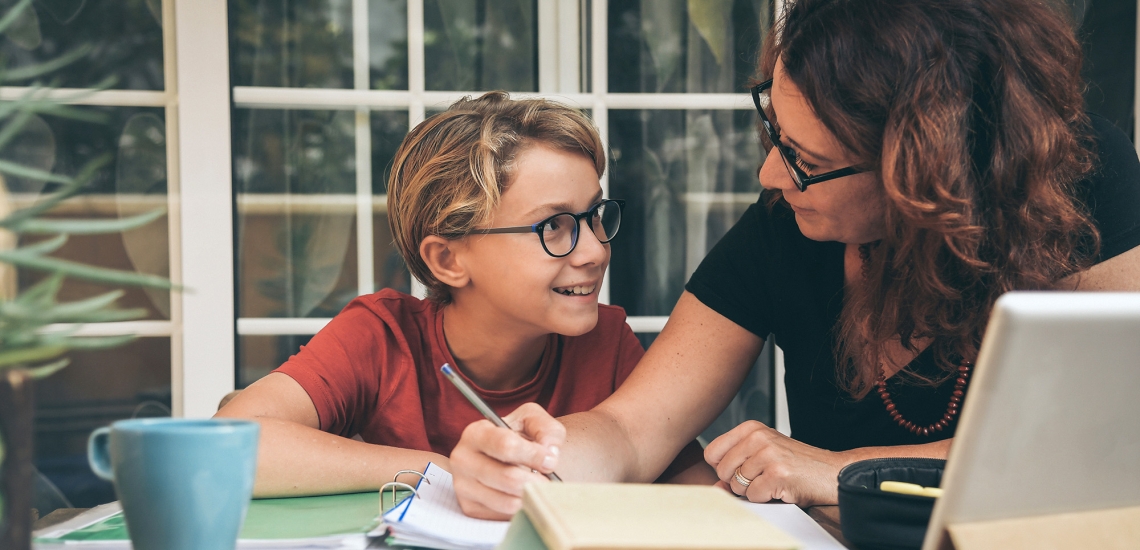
233, 108, 359, 318
8, 107, 170, 320
0, 0, 164, 90
229, 0, 355, 88
608, 109, 763, 316
608, 0, 770, 93
239, 334, 313, 388
35, 338, 172, 507
370, 111, 409, 194
369, 0, 410, 90
424, 0, 538, 91
373, 210, 411, 294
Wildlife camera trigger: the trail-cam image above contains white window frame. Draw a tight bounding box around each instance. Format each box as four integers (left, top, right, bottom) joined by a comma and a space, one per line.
3, 0, 817, 425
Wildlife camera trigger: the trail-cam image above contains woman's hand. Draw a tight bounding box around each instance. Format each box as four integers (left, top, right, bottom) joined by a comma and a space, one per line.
704, 420, 849, 507
450, 403, 566, 520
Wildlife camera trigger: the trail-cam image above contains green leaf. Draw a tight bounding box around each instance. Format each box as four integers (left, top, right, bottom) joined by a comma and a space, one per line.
37, 334, 135, 350
26, 357, 70, 379
0, 158, 73, 184
10, 208, 166, 235
0, 249, 176, 289
0, 154, 113, 225
46, 290, 125, 315
688, 0, 731, 67
0, 290, 146, 323
0, 0, 35, 35
1, 45, 92, 83
13, 272, 64, 306
0, 344, 66, 368
10, 233, 68, 256
0, 109, 35, 152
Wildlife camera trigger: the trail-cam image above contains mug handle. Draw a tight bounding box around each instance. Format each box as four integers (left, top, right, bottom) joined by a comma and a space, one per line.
88, 427, 115, 481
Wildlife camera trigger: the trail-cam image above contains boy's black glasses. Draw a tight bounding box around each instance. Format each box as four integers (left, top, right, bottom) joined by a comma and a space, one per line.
750, 79, 868, 191
470, 199, 625, 258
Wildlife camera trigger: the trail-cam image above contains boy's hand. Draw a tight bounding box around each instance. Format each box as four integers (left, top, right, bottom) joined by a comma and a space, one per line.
450, 403, 565, 519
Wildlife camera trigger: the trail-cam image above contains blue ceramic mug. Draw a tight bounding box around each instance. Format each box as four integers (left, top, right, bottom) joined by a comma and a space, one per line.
88, 418, 260, 550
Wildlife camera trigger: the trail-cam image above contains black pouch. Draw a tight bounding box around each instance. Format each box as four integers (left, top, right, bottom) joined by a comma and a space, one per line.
837, 457, 945, 550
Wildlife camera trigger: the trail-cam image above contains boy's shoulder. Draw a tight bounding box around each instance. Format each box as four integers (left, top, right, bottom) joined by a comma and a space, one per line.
348, 288, 435, 318
595, 302, 631, 327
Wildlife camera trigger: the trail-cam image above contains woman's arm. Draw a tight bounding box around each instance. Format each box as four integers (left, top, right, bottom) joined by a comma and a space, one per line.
215, 373, 448, 497
450, 291, 764, 518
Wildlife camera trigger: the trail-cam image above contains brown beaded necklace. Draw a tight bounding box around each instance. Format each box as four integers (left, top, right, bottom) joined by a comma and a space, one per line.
875, 362, 972, 437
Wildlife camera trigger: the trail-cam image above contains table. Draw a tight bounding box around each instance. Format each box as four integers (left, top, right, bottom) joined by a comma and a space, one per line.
35, 505, 853, 548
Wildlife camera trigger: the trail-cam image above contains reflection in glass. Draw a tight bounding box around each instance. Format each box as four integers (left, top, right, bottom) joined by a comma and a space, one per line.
370, 111, 409, 194
233, 109, 358, 319
608, 109, 763, 316
8, 107, 170, 320
229, 0, 355, 88
424, 0, 537, 91
34, 338, 172, 507
368, 0, 410, 90
239, 335, 314, 388
608, 0, 769, 93
0, 0, 164, 90
117, 113, 171, 318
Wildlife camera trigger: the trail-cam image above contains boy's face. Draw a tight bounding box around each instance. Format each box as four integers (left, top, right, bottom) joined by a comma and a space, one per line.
456, 144, 609, 337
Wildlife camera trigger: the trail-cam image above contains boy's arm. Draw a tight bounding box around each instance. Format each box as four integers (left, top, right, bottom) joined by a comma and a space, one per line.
215, 372, 449, 497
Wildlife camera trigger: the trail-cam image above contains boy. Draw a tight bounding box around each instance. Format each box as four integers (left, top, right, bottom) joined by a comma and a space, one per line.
217, 92, 710, 496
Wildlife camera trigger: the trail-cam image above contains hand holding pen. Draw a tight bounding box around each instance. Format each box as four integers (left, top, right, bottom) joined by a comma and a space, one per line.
441, 363, 562, 482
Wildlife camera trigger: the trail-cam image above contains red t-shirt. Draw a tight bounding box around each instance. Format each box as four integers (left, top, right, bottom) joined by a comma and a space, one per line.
274, 289, 646, 456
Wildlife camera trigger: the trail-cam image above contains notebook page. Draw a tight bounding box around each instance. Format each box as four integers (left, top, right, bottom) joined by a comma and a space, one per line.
382, 462, 509, 548
743, 502, 847, 550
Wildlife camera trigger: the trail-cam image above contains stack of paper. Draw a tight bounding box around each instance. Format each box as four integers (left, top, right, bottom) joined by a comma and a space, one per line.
381, 462, 510, 550
33, 492, 384, 549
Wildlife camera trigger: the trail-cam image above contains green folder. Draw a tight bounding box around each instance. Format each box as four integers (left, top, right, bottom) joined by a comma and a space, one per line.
36, 492, 386, 543
496, 511, 549, 550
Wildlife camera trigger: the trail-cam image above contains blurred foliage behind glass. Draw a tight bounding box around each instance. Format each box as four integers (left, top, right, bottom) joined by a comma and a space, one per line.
608, 0, 768, 94
0, 0, 164, 90
230, 0, 408, 89
424, 0, 537, 91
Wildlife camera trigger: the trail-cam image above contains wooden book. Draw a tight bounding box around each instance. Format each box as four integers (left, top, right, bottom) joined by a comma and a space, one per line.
520, 483, 801, 550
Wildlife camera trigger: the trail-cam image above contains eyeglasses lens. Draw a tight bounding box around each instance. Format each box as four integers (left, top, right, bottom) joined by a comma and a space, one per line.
776, 147, 806, 191
593, 201, 621, 243
541, 213, 578, 256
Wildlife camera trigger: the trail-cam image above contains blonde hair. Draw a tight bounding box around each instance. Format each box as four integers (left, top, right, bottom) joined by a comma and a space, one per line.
387, 91, 606, 303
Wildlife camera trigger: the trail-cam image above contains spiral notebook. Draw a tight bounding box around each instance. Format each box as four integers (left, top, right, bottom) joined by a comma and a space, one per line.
381, 462, 511, 550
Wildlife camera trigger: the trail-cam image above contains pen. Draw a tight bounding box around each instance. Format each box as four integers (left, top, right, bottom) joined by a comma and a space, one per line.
440, 363, 562, 482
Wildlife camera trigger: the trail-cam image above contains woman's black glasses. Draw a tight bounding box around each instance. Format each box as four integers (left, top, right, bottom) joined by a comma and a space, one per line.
470, 199, 625, 258
750, 79, 868, 191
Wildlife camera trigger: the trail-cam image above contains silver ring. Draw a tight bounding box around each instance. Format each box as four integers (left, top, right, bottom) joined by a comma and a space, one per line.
733, 467, 754, 487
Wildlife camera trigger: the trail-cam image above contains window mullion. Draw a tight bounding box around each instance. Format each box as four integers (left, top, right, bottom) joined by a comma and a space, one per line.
173, 0, 236, 418
408, 0, 427, 298
592, 0, 610, 304
353, 0, 375, 296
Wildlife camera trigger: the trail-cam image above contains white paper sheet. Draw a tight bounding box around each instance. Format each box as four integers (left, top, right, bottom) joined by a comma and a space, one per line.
743, 502, 848, 550
381, 462, 509, 550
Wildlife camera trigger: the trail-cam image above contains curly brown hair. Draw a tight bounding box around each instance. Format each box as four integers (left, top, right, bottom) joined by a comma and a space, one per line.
758, 0, 1101, 397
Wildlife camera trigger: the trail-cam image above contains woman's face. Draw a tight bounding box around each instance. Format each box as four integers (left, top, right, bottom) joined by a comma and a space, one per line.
760, 61, 888, 244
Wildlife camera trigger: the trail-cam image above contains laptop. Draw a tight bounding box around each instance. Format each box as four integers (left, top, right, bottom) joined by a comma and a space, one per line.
922, 292, 1140, 550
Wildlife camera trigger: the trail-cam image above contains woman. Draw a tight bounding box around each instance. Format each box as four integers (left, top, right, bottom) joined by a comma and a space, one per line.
448, 0, 1140, 518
